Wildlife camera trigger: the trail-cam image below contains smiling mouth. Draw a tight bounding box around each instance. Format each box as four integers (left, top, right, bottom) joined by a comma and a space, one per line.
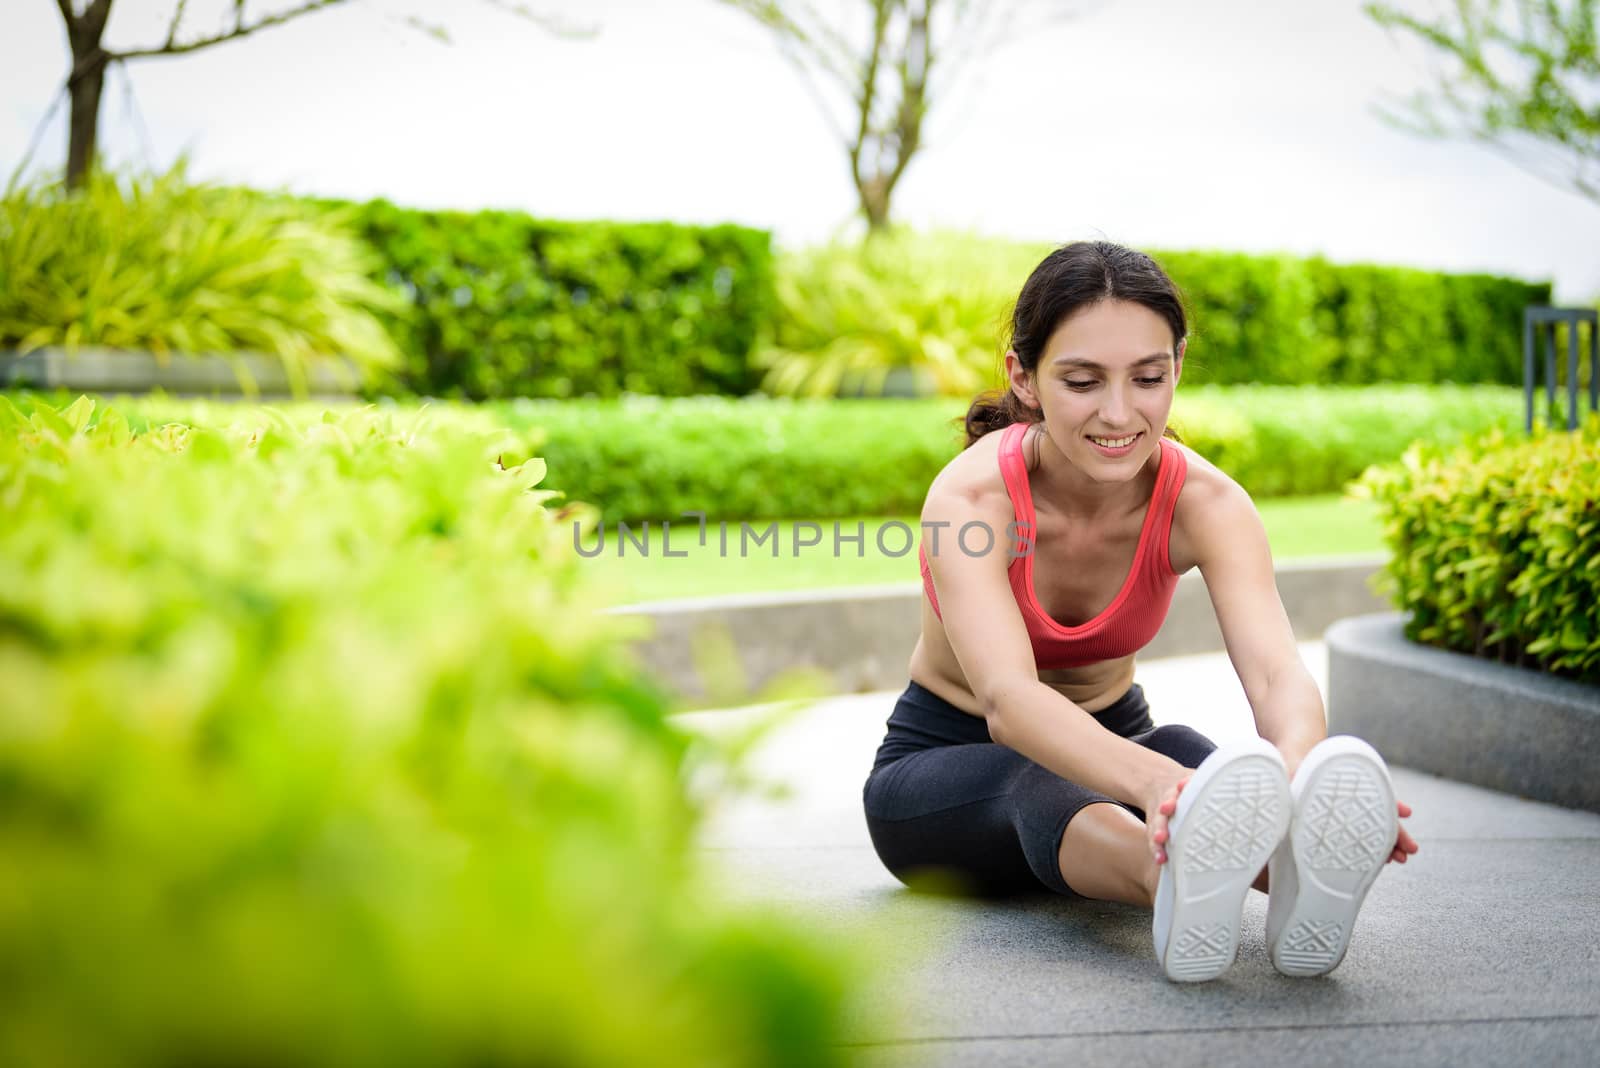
1087, 433, 1141, 448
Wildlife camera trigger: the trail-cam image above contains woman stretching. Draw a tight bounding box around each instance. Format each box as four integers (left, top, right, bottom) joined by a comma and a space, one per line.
862, 241, 1419, 982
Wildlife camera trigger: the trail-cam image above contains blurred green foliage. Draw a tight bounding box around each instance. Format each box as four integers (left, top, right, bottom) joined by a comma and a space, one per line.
1355, 412, 1599, 683
486, 385, 1523, 523
760, 231, 1550, 396
0, 394, 871, 1067
0, 157, 407, 396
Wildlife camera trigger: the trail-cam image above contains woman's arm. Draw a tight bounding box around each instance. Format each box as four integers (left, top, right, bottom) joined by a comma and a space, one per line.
1189, 476, 1327, 769
922, 490, 1190, 821
1184, 474, 1417, 865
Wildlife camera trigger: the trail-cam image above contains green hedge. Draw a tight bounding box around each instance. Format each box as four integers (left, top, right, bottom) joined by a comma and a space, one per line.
274, 191, 776, 401
0, 394, 867, 1066
1160, 250, 1549, 385
491, 385, 1523, 524
758, 231, 1551, 396
1355, 413, 1599, 683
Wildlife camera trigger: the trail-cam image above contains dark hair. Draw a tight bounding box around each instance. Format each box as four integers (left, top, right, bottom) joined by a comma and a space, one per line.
961, 241, 1189, 448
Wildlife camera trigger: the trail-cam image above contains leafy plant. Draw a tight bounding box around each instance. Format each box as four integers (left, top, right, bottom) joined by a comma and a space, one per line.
0, 394, 873, 1067
757, 229, 1042, 398
0, 156, 409, 397
1354, 410, 1600, 682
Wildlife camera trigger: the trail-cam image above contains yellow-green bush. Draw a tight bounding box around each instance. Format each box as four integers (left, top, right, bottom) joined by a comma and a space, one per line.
0, 395, 868, 1066
1354, 413, 1600, 683
0, 157, 408, 396
756, 229, 1040, 398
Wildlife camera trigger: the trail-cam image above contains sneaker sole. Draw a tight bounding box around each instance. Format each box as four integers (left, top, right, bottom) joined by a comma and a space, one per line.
1271, 739, 1397, 977
1161, 745, 1291, 982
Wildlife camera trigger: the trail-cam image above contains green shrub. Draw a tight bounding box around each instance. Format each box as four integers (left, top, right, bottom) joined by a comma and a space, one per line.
0, 157, 408, 396
492, 385, 1521, 524
761, 231, 1549, 395
1354, 412, 1600, 683
271, 192, 775, 401
0, 395, 868, 1067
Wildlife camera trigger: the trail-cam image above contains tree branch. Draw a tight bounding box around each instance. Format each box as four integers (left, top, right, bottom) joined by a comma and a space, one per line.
1366, 0, 1600, 206
852, 0, 894, 187
163, 0, 192, 50
108, 0, 351, 63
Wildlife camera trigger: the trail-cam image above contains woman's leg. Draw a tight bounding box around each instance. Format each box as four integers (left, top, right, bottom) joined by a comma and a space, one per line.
865, 742, 1122, 898
1127, 723, 1271, 894
1055, 722, 1228, 907
1055, 802, 1160, 907
864, 688, 1249, 905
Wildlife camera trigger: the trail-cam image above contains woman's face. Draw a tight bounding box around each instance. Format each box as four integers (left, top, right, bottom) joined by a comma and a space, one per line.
1011, 298, 1183, 481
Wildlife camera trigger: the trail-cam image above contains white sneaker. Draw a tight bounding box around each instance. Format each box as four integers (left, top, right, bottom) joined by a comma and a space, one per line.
1266, 735, 1399, 977
1152, 737, 1291, 982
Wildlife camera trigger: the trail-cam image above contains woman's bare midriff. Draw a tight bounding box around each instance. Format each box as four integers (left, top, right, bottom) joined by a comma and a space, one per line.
907, 597, 1138, 717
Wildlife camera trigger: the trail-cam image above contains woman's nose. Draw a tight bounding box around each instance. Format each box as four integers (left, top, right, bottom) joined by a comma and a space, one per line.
1100, 386, 1131, 425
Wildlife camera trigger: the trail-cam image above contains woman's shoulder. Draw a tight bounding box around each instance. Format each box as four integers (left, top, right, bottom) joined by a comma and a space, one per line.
1166, 438, 1257, 574
921, 424, 1016, 519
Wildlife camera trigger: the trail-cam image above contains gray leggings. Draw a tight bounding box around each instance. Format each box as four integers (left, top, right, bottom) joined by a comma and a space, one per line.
862, 679, 1217, 898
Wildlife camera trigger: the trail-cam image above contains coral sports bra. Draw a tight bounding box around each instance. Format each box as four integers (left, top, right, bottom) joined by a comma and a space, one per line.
918, 420, 1187, 670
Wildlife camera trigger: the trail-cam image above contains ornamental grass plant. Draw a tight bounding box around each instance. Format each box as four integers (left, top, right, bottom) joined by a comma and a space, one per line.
0, 157, 409, 397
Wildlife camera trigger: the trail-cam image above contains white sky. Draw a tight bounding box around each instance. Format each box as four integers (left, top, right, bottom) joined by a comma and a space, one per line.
6, 0, 1600, 302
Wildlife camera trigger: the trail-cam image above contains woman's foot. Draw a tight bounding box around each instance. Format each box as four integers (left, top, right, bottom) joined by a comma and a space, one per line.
1152, 738, 1291, 982
1266, 735, 1398, 977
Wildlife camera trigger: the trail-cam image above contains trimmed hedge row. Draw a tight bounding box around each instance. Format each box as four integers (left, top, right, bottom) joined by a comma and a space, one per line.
757, 231, 1552, 396
494, 385, 1524, 524
1156, 250, 1549, 385
0, 394, 866, 1067
1355, 413, 1599, 683
275, 191, 775, 401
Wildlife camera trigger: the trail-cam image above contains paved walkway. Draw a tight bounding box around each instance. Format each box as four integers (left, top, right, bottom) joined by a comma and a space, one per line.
673, 643, 1600, 1066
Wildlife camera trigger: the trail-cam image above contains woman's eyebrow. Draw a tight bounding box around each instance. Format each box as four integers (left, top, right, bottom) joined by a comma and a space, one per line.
1052, 353, 1171, 369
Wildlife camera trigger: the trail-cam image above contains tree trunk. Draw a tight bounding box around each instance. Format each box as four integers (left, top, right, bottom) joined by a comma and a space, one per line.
62, 0, 116, 191
858, 174, 892, 232
66, 49, 111, 191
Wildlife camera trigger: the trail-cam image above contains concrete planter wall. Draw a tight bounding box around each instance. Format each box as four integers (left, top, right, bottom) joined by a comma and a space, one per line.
0, 347, 363, 398
1328, 612, 1600, 812
610, 555, 1391, 705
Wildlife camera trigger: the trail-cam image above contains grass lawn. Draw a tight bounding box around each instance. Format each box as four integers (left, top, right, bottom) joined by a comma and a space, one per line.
577, 493, 1385, 606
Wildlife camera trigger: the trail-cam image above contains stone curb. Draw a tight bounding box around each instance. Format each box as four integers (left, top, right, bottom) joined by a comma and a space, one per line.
611, 554, 1393, 705
1328, 611, 1600, 812
0, 347, 362, 397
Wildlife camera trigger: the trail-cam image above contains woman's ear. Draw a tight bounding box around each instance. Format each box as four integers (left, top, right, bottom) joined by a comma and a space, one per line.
1174, 339, 1185, 385
1004, 349, 1041, 411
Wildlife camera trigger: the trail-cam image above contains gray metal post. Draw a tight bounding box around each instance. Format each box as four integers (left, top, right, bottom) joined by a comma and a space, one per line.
1524, 311, 1536, 432
1568, 316, 1581, 429
1591, 315, 1599, 416
1545, 319, 1557, 422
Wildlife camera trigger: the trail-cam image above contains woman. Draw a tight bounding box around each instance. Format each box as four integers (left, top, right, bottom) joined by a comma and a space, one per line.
861, 241, 1419, 982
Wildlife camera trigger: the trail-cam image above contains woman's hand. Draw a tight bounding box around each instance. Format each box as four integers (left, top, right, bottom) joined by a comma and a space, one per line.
1151, 780, 1418, 869
1146, 771, 1192, 866
1389, 801, 1419, 864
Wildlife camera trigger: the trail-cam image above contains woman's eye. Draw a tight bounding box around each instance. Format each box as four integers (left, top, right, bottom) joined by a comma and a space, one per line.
1064, 377, 1166, 389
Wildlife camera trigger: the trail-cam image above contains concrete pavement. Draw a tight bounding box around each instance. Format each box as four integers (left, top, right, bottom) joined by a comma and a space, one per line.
673, 643, 1600, 1067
